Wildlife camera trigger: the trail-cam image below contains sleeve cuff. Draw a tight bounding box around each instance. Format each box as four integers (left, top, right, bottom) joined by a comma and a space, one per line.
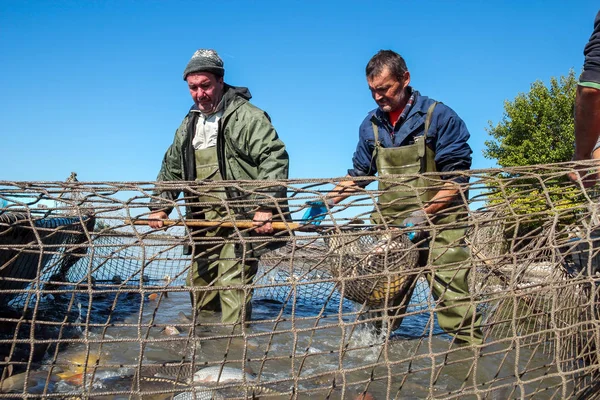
579, 81, 600, 90
580, 70, 600, 86
347, 168, 372, 188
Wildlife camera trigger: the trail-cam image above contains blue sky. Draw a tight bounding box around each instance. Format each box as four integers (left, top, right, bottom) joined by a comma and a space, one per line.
1, 1, 598, 183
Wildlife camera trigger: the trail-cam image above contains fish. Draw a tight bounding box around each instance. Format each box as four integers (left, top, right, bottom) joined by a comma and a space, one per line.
147, 291, 169, 300
138, 365, 282, 399
138, 364, 255, 384
178, 311, 193, 323
191, 366, 257, 384
56, 352, 100, 380
0, 370, 60, 394
58, 369, 125, 386
162, 325, 181, 336
173, 387, 225, 400
138, 362, 194, 380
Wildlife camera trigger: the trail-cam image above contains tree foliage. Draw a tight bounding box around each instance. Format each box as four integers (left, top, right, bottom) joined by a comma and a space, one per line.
483, 71, 581, 237
484, 70, 577, 165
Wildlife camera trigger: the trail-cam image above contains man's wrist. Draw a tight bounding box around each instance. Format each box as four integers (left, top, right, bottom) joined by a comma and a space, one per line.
573, 148, 592, 161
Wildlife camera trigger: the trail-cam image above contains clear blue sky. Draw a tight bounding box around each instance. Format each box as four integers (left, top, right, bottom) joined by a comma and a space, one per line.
1, 1, 598, 183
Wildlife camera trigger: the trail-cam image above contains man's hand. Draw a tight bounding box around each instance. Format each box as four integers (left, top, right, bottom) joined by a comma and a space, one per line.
148, 211, 168, 229
567, 155, 599, 188
402, 209, 428, 242
253, 209, 273, 234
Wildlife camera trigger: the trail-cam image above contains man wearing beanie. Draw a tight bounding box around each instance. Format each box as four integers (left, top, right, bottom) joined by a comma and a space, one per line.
149, 49, 289, 325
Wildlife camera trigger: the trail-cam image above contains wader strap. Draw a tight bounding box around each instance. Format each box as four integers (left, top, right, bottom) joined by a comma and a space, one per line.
421, 102, 438, 173
372, 122, 379, 146
424, 102, 437, 138
370, 122, 380, 175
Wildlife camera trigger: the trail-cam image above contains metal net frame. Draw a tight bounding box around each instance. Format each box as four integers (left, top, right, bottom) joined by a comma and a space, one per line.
0, 162, 599, 399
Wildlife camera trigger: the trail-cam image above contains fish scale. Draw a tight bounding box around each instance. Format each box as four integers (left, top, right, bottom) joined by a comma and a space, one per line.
173, 389, 225, 400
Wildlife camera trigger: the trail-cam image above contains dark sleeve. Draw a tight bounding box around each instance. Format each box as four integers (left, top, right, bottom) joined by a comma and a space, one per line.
348, 118, 377, 187
581, 11, 600, 84
431, 105, 472, 184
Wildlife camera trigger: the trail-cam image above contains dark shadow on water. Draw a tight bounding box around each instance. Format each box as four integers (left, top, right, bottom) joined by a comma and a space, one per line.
0, 287, 143, 377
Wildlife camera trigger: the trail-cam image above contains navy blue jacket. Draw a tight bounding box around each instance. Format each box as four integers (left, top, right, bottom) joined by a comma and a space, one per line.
348, 90, 472, 185
581, 10, 600, 84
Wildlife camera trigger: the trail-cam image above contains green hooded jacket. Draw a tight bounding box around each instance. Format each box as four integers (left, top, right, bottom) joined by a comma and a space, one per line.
152, 84, 289, 219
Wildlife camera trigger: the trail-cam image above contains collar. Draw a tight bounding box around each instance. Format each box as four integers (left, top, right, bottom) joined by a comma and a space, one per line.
396, 87, 416, 125
373, 86, 416, 131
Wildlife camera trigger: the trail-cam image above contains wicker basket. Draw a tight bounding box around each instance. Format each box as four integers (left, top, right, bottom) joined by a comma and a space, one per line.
324, 229, 419, 308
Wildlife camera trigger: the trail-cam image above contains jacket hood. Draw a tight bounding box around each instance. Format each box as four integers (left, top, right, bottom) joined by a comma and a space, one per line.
189, 84, 252, 112
223, 84, 252, 102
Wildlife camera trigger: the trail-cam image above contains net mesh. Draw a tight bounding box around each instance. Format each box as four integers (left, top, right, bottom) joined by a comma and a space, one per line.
324, 229, 419, 307
0, 163, 599, 399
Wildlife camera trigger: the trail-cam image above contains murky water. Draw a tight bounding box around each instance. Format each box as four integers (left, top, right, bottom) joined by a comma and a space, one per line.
4, 276, 568, 400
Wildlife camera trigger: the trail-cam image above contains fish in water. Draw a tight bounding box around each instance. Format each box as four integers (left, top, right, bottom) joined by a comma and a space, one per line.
162, 325, 181, 336
138, 364, 281, 399
56, 352, 100, 380
173, 387, 225, 400
192, 366, 257, 384
138, 362, 194, 380
0, 370, 60, 394
138, 364, 256, 384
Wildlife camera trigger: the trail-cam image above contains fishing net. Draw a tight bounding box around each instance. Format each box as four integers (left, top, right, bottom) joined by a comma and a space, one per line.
324, 228, 419, 307
0, 162, 599, 399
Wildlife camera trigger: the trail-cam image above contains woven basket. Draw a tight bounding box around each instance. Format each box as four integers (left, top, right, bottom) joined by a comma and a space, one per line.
324, 229, 419, 308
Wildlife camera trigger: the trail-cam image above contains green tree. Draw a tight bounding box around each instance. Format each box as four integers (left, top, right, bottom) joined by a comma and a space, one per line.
483, 70, 581, 236
484, 70, 577, 165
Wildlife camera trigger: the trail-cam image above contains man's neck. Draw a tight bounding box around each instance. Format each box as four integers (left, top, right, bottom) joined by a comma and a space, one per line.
388, 103, 406, 126
388, 90, 411, 126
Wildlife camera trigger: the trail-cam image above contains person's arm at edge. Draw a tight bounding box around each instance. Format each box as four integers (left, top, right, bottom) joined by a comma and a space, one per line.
573, 84, 600, 161
569, 11, 600, 186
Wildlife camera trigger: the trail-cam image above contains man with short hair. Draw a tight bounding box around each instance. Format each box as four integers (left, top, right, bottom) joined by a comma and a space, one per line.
304, 50, 482, 345
149, 49, 289, 324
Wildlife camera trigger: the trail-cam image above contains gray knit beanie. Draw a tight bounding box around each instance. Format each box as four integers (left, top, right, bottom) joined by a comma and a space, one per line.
183, 49, 224, 80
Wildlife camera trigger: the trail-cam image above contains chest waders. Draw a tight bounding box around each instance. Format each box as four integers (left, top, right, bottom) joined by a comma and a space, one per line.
371, 103, 482, 344
187, 146, 257, 325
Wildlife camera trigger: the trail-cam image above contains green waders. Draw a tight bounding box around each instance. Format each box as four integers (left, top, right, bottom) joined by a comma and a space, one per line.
186, 146, 258, 324
371, 103, 483, 345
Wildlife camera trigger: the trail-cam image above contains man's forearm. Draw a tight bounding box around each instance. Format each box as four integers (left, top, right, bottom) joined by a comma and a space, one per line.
574, 85, 600, 160
328, 179, 362, 204
423, 182, 462, 215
